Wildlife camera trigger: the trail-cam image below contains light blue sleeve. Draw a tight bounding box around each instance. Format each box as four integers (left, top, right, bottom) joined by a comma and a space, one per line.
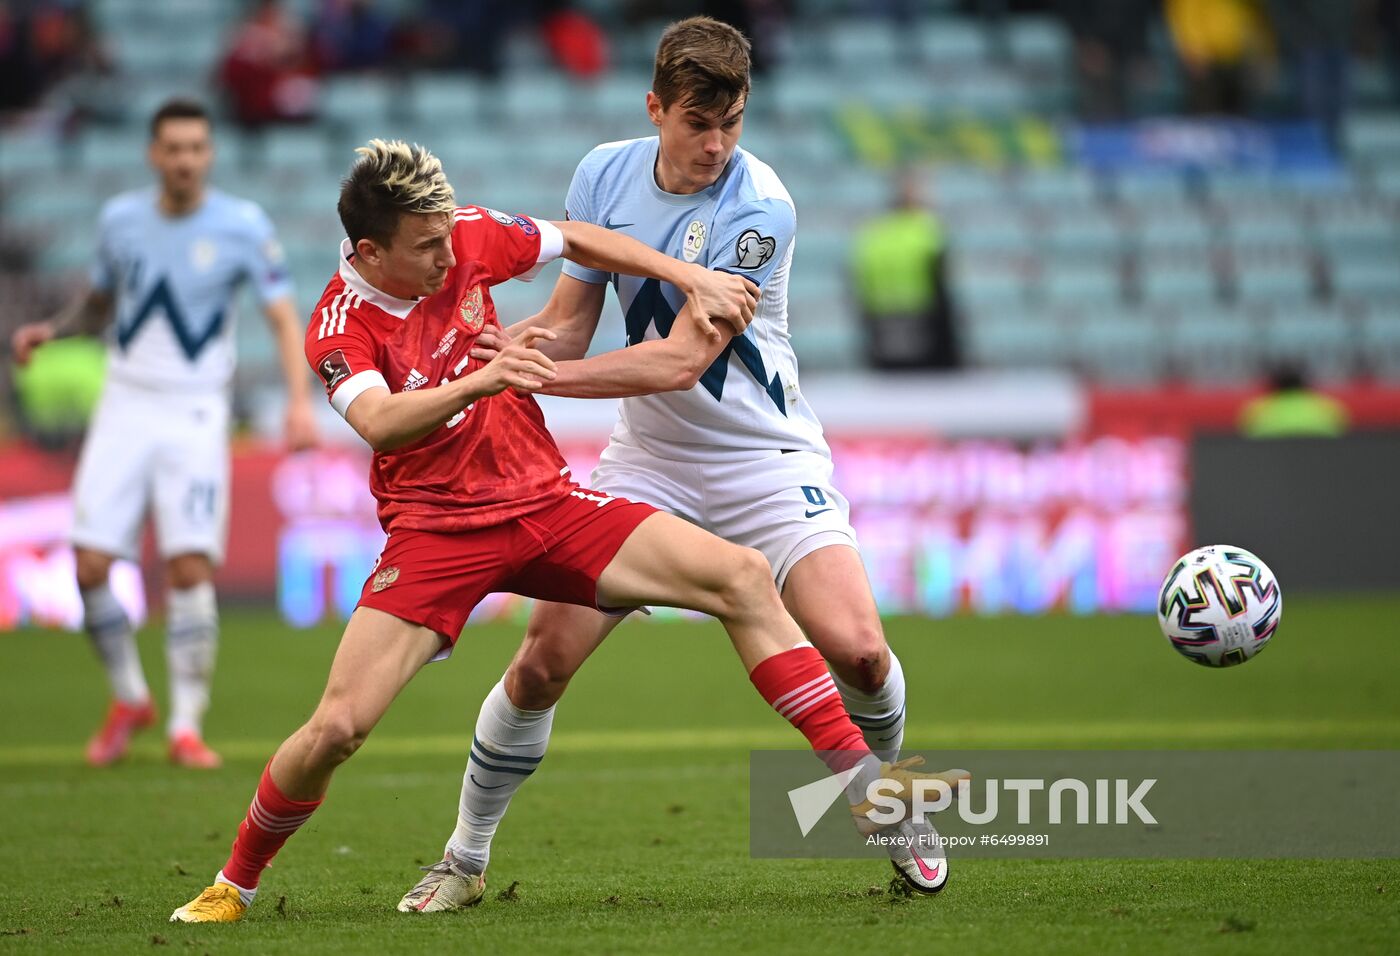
242, 204, 295, 307
89, 204, 117, 293
561, 155, 610, 286
708, 197, 796, 289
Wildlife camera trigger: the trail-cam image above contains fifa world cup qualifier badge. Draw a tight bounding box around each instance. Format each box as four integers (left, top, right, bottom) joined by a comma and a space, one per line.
317, 349, 351, 392
458, 285, 486, 333
371, 566, 400, 592
735, 229, 776, 269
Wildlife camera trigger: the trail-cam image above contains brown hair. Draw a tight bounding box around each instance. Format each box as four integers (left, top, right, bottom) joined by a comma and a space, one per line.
337, 139, 456, 246
149, 98, 210, 140
652, 16, 751, 115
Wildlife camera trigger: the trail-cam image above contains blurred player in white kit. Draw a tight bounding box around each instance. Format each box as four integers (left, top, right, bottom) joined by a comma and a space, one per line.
9, 98, 317, 768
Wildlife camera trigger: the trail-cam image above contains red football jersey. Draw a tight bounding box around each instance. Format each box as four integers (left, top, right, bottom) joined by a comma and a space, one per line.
306, 205, 570, 533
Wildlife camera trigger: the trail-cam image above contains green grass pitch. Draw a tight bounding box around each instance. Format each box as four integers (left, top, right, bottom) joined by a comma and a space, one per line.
1, 597, 1398, 954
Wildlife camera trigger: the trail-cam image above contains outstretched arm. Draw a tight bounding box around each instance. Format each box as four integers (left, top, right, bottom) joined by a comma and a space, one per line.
344, 328, 559, 452
552, 219, 758, 338
538, 300, 735, 399
263, 296, 319, 450
499, 274, 608, 362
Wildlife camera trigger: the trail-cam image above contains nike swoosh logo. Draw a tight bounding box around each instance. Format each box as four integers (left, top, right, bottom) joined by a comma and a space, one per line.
804, 508, 833, 518
604, 219, 634, 230
470, 774, 508, 791
913, 855, 942, 883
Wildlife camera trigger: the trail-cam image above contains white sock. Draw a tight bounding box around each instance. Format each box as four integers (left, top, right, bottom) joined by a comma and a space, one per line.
446, 680, 554, 874
81, 582, 148, 704
845, 753, 887, 806
832, 650, 906, 763
215, 869, 256, 906
166, 582, 218, 738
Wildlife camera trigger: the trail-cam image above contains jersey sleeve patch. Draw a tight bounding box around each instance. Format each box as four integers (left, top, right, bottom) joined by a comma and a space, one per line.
734, 229, 777, 270
709, 198, 796, 289
244, 204, 294, 306
452, 209, 554, 284
306, 290, 385, 419
317, 348, 352, 390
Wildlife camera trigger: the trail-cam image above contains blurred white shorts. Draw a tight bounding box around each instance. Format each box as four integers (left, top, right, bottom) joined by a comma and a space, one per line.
591, 435, 859, 591
70, 382, 231, 564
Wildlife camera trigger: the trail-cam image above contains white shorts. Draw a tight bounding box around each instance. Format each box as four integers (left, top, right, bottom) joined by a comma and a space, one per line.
70, 383, 231, 564
591, 437, 859, 590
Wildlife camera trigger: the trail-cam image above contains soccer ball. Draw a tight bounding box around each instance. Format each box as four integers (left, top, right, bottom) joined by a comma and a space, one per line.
1156, 545, 1282, 667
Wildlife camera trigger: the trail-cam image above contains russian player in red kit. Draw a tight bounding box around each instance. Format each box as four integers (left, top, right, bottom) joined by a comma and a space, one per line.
170, 140, 965, 923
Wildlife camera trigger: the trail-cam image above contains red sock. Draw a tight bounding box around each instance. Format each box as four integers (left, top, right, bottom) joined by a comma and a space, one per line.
220, 763, 322, 890
749, 643, 873, 773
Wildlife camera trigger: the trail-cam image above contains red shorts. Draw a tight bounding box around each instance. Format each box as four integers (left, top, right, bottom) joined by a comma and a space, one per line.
357, 487, 656, 646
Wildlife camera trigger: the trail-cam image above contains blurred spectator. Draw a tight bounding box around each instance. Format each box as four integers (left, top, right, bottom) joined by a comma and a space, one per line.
1239, 365, 1349, 438
1266, 0, 1353, 146
1376, 0, 1400, 103
218, 0, 319, 128
404, 1, 610, 79
411, 0, 519, 76
0, 0, 114, 120
540, 4, 609, 79
0, 3, 38, 113
849, 170, 961, 372
1057, 0, 1156, 120
1165, 0, 1274, 116
48, 4, 120, 127
313, 0, 395, 73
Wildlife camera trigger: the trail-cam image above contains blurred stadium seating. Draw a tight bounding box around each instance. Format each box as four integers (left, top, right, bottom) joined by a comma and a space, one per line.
2, 0, 1398, 391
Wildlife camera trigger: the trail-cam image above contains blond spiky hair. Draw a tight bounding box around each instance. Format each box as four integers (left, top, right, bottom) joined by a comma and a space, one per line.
338, 139, 456, 245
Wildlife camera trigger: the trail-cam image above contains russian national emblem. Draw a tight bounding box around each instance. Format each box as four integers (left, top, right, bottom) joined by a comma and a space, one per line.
459, 285, 486, 333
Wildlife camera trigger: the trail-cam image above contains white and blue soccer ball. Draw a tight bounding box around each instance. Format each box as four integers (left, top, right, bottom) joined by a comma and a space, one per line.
1157, 545, 1282, 667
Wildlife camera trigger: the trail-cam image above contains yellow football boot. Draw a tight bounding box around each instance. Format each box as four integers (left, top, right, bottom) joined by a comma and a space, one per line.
169, 882, 247, 923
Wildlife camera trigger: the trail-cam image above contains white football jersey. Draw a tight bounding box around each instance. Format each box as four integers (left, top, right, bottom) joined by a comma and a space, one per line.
563, 138, 828, 463
90, 187, 293, 394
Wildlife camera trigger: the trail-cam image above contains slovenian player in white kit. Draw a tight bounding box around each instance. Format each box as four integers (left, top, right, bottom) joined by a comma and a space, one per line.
9, 99, 317, 769
397, 18, 947, 914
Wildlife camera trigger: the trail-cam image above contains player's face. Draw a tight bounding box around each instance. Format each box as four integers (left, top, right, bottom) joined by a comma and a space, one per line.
648, 92, 744, 194
364, 212, 456, 299
149, 118, 213, 202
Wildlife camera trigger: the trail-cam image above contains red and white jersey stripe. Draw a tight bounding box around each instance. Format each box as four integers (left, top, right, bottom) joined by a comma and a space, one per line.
316, 288, 362, 340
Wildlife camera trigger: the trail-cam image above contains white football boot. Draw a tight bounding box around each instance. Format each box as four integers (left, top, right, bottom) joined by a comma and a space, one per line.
397, 857, 486, 913
887, 814, 950, 894
848, 757, 963, 894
